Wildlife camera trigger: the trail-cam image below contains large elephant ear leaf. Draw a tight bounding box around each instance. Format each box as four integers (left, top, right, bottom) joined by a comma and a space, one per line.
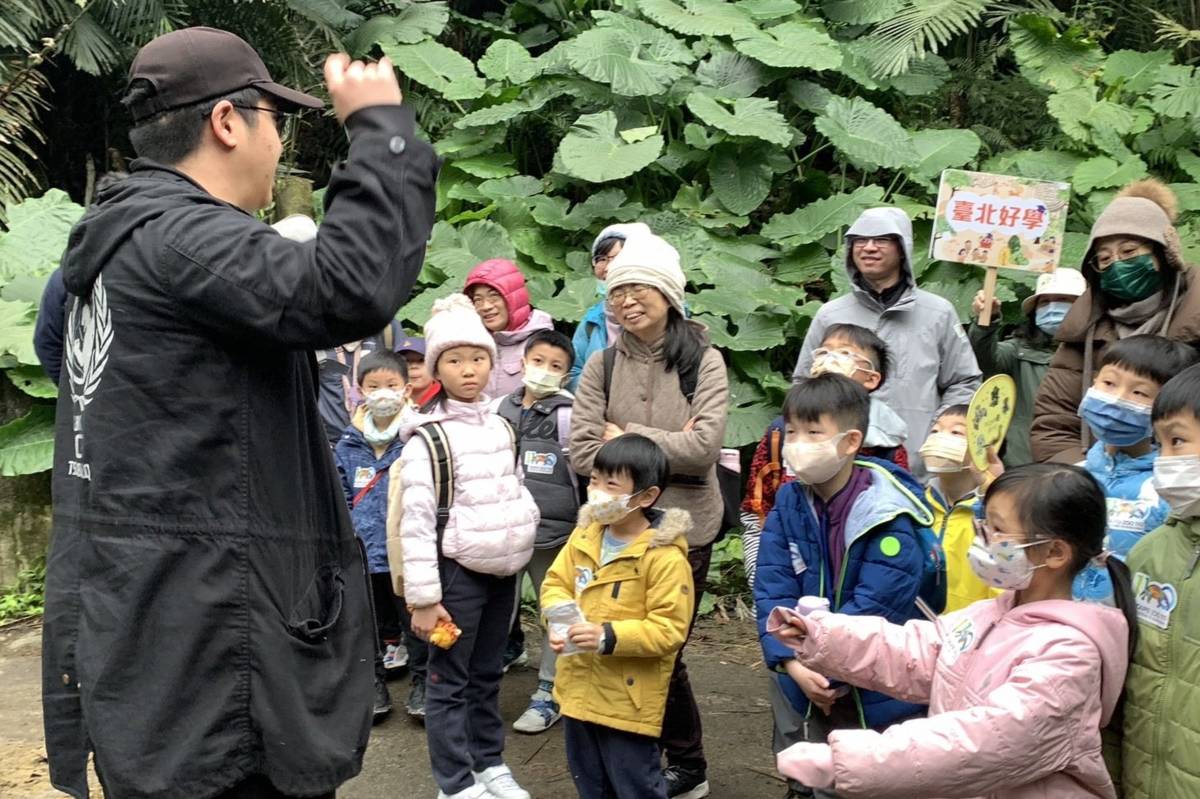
814, 96, 918, 169
555, 111, 665, 183
380, 40, 486, 99
686, 92, 793, 147
636, 0, 759, 37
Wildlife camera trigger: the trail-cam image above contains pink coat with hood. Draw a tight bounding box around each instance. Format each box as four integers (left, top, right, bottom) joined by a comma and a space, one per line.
387, 395, 538, 607
464, 259, 554, 398
771, 592, 1128, 799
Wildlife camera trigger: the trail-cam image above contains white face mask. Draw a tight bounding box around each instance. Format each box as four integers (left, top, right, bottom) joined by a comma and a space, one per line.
782, 432, 851, 485
1153, 454, 1200, 519
365, 388, 405, 418
967, 536, 1047, 591
920, 431, 969, 474
585, 487, 639, 525
522, 364, 564, 398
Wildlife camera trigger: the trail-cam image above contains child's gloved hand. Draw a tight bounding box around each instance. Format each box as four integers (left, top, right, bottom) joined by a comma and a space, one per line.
777, 742, 835, 788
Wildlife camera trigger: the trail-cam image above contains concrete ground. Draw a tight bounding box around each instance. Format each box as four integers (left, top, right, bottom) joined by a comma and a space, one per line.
0, 615, 787, 799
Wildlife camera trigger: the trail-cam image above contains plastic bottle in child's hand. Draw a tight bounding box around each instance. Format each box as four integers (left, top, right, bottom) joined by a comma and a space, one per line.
429, 619, 461, 649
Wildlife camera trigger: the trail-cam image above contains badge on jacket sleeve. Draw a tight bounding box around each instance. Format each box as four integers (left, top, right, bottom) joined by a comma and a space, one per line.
1133, 572, 1178, 630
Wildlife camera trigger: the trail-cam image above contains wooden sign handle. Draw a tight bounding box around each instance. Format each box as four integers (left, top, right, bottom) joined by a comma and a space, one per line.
979, 266, 999, 327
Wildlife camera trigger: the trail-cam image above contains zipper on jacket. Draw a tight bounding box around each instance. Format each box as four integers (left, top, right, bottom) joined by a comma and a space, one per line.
611, 581, 622, 599
1184, 544, 1200, 581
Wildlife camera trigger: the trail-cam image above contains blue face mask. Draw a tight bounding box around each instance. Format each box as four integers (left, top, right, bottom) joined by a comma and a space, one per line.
1078, 387, 1153, 447
1034, 300, 1071, 336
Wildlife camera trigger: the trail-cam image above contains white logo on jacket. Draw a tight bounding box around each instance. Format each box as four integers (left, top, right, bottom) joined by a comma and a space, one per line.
65, 274, 113, 481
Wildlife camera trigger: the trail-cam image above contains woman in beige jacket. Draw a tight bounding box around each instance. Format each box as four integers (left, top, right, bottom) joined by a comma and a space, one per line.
569, 229, 728, 799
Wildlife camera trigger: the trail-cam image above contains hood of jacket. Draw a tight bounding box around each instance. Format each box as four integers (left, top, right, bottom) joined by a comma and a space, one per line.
62, 163, 234, 297
1084, 439, 1159, 483
493, 307, 553, 348
866, 396, 908, 448
465, 258, 532, 331
397, 395, 494, 443
843, 208, 916, 310
841, 457, 933, 551
988, 591, 1129, 727
574, 505, 691, 556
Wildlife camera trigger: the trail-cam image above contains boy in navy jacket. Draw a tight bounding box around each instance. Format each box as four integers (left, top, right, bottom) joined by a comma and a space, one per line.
753, 374, 933, 796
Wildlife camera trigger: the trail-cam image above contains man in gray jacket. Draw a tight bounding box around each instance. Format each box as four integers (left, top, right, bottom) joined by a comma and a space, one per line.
792, 207, 981, 474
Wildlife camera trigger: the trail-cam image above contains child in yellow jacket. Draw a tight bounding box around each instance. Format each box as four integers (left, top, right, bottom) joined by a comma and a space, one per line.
542, 434, 694, 799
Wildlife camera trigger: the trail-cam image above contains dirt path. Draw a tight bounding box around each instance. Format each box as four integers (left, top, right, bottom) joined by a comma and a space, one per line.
0, 616, 787, 798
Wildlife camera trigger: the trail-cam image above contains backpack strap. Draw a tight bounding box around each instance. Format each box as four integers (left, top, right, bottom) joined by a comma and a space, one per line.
602, 347, 616, 414
413, 423, 454, 553
498, 415, 519, 465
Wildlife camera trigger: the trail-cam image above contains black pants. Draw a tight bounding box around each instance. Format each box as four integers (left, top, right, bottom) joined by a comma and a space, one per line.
565, 717, 667, 799
369, 572, 428, 682
425, 560, 516, 794
212, 775, 333, 799
658, 542, 712, 773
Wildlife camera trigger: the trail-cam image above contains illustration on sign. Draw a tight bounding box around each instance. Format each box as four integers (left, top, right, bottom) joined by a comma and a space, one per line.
930, 170, 1071, 273
967, 374, 1016, 471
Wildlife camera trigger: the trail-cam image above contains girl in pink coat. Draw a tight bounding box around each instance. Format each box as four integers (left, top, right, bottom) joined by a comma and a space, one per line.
768, 464, 1136, 799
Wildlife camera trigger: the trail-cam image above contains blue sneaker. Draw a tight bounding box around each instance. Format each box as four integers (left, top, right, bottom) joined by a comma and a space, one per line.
512, 680, 560, 734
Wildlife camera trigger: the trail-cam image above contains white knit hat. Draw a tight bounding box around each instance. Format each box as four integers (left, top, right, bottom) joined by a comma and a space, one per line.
423, 293, 497, 372
605, 231, 687, 314
591, 222, 652, 257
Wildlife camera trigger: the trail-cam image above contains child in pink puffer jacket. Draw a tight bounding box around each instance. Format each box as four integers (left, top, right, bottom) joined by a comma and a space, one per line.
768, 464, 1135, 799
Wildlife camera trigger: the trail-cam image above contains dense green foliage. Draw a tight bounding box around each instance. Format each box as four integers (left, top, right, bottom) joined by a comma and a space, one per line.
1, 1, 1199, 477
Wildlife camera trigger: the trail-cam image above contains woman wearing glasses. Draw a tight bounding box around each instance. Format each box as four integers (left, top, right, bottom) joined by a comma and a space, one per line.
569, 229, 729, 799
567, 223, 652, 391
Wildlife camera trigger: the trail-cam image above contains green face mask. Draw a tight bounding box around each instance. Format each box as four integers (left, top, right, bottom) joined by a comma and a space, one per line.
1099, 253, 1162, 303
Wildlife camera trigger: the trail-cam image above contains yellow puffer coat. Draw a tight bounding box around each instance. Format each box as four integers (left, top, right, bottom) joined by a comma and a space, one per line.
925, 485, 1001, 612
541, 506, 694, 738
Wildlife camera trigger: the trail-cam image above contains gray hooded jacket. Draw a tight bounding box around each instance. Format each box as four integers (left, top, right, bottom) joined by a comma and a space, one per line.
791, 208, 981, 472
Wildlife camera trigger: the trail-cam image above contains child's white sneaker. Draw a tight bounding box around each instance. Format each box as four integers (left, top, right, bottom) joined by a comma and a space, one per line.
436, 784, 490, 799
473, 764, 531, 799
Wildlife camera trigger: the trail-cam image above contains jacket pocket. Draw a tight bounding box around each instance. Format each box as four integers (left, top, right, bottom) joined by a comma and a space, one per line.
286, 564, 345, 642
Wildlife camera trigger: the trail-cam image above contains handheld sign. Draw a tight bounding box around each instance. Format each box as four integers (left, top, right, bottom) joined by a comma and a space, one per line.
929, 170, 1071, 326
967, 375, 1016, 473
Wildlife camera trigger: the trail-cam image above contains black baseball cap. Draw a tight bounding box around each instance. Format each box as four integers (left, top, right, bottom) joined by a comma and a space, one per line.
126, 27, 323, 122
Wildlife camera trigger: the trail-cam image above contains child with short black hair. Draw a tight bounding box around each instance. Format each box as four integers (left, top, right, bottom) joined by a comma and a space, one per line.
492, 328, 582, 734
1123, 363, 1200, 798
334, 348, 415, 719
920, 404, 1001, 612
754, 373, 934, 797
542, 434, 694, 799
397, 336, 441, 409
1073, 334, 1200, 605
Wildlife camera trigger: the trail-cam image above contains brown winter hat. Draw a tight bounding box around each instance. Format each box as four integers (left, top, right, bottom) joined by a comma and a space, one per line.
1085, 179, 1184, 272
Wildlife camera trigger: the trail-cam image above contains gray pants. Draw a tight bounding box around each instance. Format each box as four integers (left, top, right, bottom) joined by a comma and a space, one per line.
426, 560, 517, 795
515, 545, 563, 686
768, 672, 844, 799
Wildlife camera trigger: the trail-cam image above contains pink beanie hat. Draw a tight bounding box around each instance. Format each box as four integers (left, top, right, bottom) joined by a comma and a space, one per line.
423, 293, 498, 372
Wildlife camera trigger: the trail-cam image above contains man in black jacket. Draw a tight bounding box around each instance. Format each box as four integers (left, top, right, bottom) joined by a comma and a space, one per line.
41, 27, 439, 799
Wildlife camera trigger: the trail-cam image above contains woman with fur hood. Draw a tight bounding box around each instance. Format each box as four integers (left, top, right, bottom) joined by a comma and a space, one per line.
1032, 179, 1200, 463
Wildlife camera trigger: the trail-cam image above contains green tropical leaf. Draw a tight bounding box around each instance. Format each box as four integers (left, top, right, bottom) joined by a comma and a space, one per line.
1177, 151, 1200, 184
423, 220, 515, 282
530, 190, 642, 231
814, 97, 917, 169
537, 276, 605, 322
787, 80, 833, 113
565, 28, 687, 96
591, 11, 697, 65
556, 111, 665, 183
1009, 14, 1103, 91
861, 0, 987, 78
380, 40, 486, 100
0, 299, 38, 367
887, 54, 950, 96
286, 0, 364, 29
761, 185, 885, 246
708, 143, 773, 215
686, 93, 792, 147
821, 0, 902, 25
982, 149, 1084, 182
695, 48, 774, 98
1072, 155, 1149, 195
397, 286, 457, 328
636, 0, 758, 38
451, 153, 518, 178
477, 176, 544, 201
7, 365, 56, 398
477, 39, 540, 84
0, 190, 85, 281
736, 0, 802, 21
0, 404, 55, 477
907, 128, 981, 178
452, 81, 570, 129
732, 22, 843, 71
1101, 49, 1174, 94
346, 5, 450, 52
1149, 65, 1200, 119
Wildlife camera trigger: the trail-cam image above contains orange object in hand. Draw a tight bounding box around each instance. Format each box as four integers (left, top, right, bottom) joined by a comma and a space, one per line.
429, 619, 461, 649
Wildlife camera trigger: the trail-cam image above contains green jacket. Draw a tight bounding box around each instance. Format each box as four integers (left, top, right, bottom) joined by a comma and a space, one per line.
1122, 515, 1200, 799
967, 323, 1054, 466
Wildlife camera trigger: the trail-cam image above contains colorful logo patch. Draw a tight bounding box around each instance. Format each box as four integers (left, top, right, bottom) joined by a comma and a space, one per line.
524, 450, 557, 476
1133, 572, 1178, 630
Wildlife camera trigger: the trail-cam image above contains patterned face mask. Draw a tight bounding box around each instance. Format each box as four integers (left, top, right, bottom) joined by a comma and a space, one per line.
585, 487, 639, 525
968, 519, 1050, 591
365, 388, 405, 418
